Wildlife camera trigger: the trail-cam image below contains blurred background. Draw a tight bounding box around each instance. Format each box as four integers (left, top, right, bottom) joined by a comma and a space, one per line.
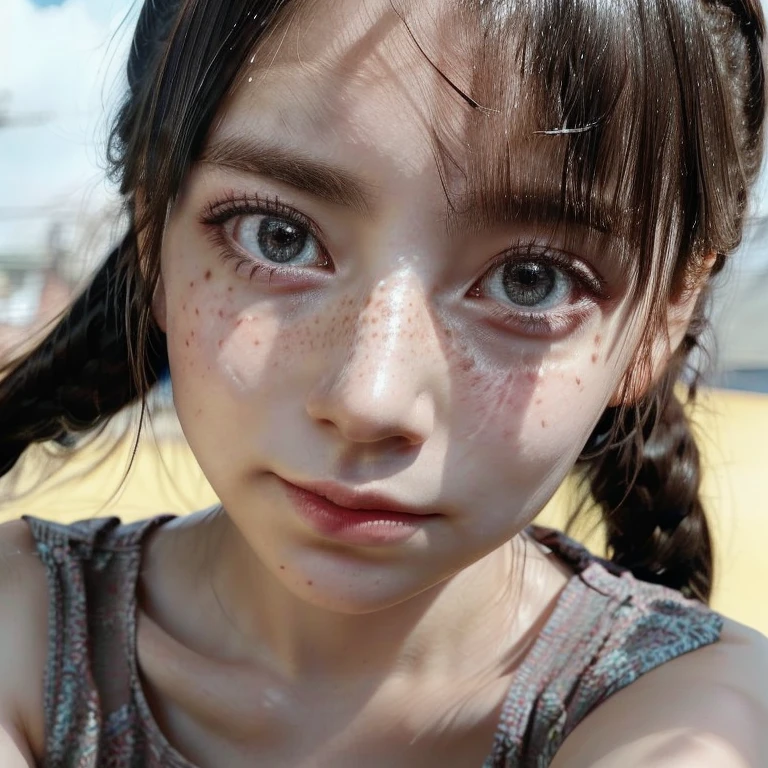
1, 0, 767, 633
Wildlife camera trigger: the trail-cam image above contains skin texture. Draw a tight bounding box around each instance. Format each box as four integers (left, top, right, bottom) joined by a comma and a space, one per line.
138, 0, 700, 760
156, 0, 644, 626
2, 0, 766, 766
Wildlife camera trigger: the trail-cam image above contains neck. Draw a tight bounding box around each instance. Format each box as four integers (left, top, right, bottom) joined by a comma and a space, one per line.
185, 511, 559, 686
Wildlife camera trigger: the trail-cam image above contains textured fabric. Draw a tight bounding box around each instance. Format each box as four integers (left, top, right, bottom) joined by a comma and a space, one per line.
23, 514, 723, 768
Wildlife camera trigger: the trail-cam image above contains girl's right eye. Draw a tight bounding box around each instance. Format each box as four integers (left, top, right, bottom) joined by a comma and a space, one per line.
225, 214, 328, 269
200, 195, 333, 279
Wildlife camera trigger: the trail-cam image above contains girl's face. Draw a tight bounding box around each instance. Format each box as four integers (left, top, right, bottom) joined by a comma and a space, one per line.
156, 0, 644, 613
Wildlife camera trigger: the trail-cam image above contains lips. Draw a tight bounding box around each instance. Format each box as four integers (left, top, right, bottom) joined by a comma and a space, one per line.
292, 479, 436, 517
276, 475, 440, 546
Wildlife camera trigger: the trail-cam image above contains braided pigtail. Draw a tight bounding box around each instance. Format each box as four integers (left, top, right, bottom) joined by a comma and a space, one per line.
580, 321, 713, 603
0, 0, 183, 486
573, 0, 765, 605
0, 234, 167, 480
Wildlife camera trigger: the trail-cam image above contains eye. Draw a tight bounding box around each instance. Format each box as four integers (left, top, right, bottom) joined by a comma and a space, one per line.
226, 214, 325, 268
487, 260, 572, 310
469, 247, 606, 337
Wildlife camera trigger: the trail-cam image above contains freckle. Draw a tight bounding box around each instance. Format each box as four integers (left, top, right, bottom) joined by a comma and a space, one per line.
227, 286, 233, 293
190, 331, 195, 338
194, 308, 199, 316
371, 317, 378, 325
279, 565, 285, 570
204, 270, 212, 281
182, 303, 187, 311
372, 332, 379, 338
592, 353, 599, 364
306, 580, 313, 586
189, 281, 195, 288
594, 334, 602, 345
185, 340, 190, 348
253, 339, 260, 346
576, 377, 581, 385
541, 420, 548, 428
535, 398, 543, 405
218, 340, 224, 349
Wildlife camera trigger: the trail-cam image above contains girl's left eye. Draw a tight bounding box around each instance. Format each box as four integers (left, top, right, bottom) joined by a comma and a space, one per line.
225, 214, 327, 269
470, 248, 605, 336
485, 259, 572, 311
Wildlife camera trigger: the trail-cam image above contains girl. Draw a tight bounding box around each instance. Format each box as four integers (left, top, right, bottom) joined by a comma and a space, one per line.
0, 0, 766, 765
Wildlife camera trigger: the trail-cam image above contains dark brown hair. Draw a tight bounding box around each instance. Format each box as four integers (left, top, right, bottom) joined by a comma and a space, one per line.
0, 0, 765, 603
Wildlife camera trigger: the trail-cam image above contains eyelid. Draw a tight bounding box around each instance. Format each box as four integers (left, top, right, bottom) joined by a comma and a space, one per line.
483, 243, 608, 299
464, 244, 608, 338
199, 191, 326, 242
199, 191, 333, 276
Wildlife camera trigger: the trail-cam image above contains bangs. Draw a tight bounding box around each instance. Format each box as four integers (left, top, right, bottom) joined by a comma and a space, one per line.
420, 0, 742, 299
132, 0, 758, 314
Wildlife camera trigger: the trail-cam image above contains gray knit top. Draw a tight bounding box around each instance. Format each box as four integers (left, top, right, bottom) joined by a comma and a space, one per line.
23, 515, 723, 768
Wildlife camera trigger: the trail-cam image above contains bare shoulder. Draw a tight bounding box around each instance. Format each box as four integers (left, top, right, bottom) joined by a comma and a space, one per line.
0, 519, 49, 761
550, 617, 768, 768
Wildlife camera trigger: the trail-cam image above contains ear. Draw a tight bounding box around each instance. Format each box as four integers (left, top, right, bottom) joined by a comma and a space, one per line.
610, 253, 716, 407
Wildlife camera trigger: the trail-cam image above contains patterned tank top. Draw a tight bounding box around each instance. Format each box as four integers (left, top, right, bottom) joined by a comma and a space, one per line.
24, 514, 723, 768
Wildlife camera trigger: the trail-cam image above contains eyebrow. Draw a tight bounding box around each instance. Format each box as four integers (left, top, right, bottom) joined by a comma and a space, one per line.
200, 135, 620, 245
198, 136, 375, 216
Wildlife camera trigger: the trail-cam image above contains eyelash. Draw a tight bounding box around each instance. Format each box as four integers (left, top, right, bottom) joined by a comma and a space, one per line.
199, 192, 330, 280
470, 246, 608, 337
199, 192, 606, 338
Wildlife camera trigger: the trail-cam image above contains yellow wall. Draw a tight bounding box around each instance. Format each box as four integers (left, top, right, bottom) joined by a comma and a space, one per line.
3, 388, 766, 635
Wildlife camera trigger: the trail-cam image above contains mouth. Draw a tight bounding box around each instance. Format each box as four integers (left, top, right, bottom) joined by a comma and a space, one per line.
276, 476, 440, 546
293, 479, 436, 517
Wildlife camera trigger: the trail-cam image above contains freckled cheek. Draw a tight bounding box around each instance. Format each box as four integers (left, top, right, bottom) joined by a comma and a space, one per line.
523, 366, 622, 457
446, 344, 617, 459
166, 291, 261, 378
442, 336, 538, 443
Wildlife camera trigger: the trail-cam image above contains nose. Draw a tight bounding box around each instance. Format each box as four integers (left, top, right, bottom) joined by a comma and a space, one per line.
305, 274, 444, 447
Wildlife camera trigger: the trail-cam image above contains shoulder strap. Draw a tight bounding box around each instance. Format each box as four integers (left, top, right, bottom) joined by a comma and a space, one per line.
485, 529, 723, 767
23, 515, 174, 767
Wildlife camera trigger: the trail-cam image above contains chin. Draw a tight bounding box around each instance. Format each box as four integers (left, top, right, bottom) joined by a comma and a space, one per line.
273, 552, 446, 616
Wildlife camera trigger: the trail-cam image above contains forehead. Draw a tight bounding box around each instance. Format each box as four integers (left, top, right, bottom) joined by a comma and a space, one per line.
216, 0, 475, 181
206, 0, 646, 248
